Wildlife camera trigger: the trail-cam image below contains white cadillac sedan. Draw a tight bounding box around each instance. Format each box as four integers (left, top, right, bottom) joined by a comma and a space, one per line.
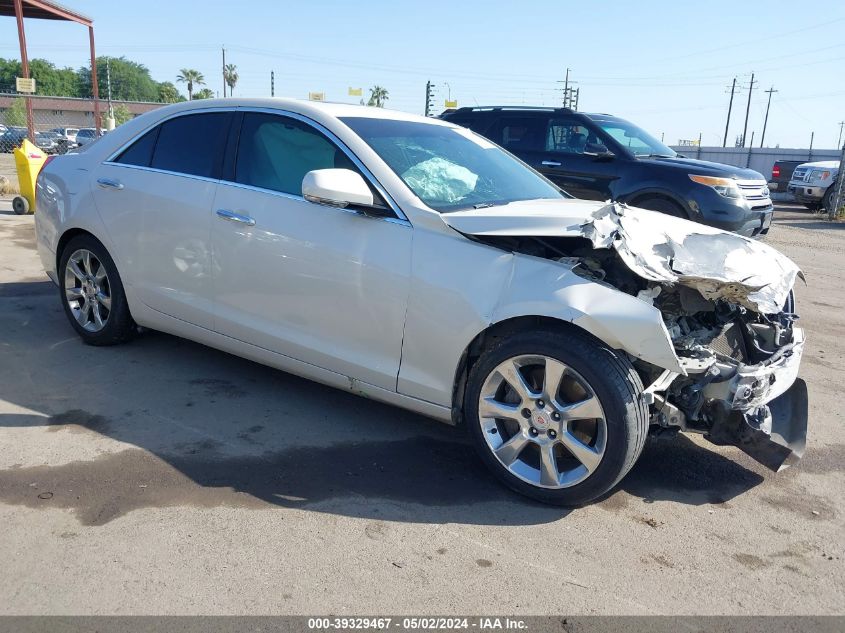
35, 99, 808, 505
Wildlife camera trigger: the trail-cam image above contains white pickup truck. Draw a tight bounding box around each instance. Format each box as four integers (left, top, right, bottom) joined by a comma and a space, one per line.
788, 160, 839, 210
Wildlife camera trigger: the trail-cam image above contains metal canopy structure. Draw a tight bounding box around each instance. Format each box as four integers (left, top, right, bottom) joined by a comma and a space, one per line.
1, 0, 99, 139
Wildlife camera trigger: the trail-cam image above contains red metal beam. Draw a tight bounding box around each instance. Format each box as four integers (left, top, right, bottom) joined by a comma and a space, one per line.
13, 0, 35, 140
89, 25, 100, 132
21, 0, 91, 26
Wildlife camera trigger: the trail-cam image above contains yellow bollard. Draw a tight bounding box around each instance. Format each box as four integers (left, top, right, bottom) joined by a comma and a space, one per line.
12, 139, 47, 215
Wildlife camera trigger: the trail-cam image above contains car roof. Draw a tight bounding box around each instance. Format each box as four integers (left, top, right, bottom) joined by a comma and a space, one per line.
148, 97, 445, 125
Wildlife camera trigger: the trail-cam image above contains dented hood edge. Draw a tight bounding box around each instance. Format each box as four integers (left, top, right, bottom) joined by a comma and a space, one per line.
443, 199, 802, 314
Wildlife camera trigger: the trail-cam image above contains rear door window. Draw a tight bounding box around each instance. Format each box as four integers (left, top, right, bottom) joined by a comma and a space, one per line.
150, 112, 232, 178
487, 116, 547, 152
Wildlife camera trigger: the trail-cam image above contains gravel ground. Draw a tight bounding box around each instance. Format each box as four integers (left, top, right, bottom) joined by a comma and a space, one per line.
0, 200, 842, 615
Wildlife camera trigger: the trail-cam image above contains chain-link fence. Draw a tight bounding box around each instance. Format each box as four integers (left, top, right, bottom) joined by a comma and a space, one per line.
1, 93, 166, 193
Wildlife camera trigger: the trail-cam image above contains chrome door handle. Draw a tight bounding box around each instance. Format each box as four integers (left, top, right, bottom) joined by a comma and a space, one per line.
541, 160, 561, 167
216, 209, 256, 226
97, 178, 123, 190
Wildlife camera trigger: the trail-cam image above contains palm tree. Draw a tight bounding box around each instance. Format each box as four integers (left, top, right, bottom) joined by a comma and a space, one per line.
367, 85, 389, 108
224, 64, 239, 97
193, 88, 215, 100
176, 68, 205, 100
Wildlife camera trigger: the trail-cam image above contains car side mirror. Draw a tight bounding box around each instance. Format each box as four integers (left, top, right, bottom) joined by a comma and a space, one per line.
302, 169, 374, 209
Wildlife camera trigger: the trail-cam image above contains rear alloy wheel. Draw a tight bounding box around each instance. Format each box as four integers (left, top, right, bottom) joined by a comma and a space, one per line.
464, 329, 648, 505
59, 235, 136, 345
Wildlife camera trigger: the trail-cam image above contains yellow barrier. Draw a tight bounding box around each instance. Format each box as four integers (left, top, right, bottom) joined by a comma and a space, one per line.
13, 139, 47, 215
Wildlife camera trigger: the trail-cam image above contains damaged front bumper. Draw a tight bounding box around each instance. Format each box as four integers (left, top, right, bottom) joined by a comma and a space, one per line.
665, 328, 808, 472
702, 328, 807, 471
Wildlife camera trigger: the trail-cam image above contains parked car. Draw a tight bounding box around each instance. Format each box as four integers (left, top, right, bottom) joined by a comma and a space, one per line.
767, 159, 804, 193
50, 127, 80, 154
0, 128, 59, 154
0, 126, 28, 152
74, 127, 103, 146
788, 160, 839, 210
34, 99, 807, 505
441, 106, 774, 238
34, 131, 61, 154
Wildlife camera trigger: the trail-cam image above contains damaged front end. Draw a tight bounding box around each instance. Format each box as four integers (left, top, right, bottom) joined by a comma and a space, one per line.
444, 200, 808, 471
647, 284, 807, 471
585, 202, 809, 472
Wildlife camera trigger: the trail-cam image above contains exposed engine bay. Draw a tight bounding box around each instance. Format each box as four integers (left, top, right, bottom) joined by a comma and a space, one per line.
452, 202, 808, 471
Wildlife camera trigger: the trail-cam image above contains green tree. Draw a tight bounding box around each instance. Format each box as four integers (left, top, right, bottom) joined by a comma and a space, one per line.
176, 68, 205, 100
157, 81, 183, 103
78, 56, 160, 102
4, 97, 27, 127
223, 64, 238, 97
367, 85, 389, 107
111, 103, 132, 126
193, 88, 215, 100
0, 57, 80, 97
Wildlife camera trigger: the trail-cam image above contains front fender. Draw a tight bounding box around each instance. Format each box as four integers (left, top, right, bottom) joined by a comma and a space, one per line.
492, 254, 684, 374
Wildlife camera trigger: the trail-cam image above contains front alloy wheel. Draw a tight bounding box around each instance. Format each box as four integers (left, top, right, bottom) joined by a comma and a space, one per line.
464, 328, 648, 506
478, 354, 607, 489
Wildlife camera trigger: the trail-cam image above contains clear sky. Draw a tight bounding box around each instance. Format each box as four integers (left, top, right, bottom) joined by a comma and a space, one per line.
2, 0, 844, 149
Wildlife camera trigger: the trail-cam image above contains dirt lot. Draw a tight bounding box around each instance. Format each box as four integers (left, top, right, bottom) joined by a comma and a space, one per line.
0, 201, 842, 615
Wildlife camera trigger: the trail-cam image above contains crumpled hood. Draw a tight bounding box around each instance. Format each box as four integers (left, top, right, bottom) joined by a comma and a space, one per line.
443, 198, 801, 314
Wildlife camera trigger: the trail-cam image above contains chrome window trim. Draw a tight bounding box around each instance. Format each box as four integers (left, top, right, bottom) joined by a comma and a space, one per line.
99, 162, 222, 186
103, 105, 408, 223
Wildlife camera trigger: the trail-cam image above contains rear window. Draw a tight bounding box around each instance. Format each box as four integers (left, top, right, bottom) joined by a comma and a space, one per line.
150, 112, 232, 178
115, 128, 159, 167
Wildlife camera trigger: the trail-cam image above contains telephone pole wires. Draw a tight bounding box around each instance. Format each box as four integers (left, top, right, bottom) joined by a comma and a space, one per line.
723, 77, 736, 148
740, 72, 757, 147
759, 86, 777, 148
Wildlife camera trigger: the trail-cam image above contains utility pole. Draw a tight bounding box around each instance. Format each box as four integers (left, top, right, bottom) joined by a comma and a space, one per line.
759, 86, 777, 148
106, 57, 113, 120
838, 121, 845, 149
740, 72, 757, 147
723, 77, 737, 147
809, 131, 814, 161
425, 81, 436, 117
563, 67, 570, 107
222, 46, 227, 98
271, 71, 275, 97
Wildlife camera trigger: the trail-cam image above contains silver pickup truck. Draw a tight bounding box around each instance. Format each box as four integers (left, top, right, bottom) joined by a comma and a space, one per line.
788, 160, 839, 210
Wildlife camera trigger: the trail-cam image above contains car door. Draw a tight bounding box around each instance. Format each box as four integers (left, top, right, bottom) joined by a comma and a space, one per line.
489, 115, 617, 200
210, 111, 412, 391
91, 110, 233, 330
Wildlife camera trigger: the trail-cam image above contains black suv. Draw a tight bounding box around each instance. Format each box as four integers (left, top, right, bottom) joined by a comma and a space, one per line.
440, 107, 774, 237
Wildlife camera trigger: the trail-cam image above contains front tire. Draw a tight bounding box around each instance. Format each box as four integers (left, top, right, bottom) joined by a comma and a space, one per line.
464, 328, 648, 506
823, 185, 836, 212
58, 235, 136, 346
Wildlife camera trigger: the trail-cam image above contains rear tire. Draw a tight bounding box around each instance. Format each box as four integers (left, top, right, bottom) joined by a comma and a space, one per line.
633, 196, 688, 219
58, 235, 136, 346
464, 328, 648, 506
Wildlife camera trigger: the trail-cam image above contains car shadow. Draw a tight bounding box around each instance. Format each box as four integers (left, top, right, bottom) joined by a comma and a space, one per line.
0, 281, 767, 526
